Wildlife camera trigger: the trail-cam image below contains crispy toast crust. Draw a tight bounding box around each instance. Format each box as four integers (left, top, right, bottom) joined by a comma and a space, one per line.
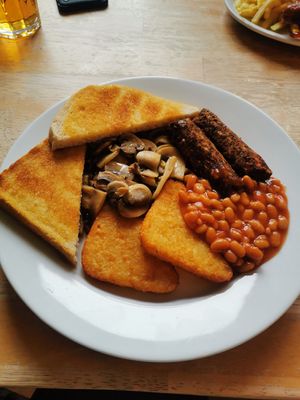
141, 180, 233, 283
82, 205, 179, 293
50, 85, 200, 149
0, 139, 85, 264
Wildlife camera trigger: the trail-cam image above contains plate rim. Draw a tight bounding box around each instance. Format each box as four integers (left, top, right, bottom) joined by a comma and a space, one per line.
224, 0, 300, 47
1, 75, 300, 362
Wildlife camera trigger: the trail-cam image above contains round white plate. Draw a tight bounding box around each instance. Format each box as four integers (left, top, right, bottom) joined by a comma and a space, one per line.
1, 76, 300, 362
224, 0, 300, 47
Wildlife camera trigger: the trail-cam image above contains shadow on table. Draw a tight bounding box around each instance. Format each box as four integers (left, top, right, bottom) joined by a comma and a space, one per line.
226, 17, 300, 70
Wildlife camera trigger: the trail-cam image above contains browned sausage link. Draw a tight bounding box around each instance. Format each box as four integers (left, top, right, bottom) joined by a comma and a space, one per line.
193, 109, 272, 182
170, 119, 242, 194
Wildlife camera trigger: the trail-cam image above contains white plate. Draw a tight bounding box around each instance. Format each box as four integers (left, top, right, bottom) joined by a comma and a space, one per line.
224, 0, 300, 47
1, 76, 300, 362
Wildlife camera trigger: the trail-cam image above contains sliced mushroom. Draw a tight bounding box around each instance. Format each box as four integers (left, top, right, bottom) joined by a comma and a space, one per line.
94, 171, 124, 191
81, 185, 107, 218
141, 138, 157, 152
152, 156, 177, 199
93, 139, 114, 155
119, 134, 145, 155
107, 181, 129, 207
105, 161, 135, 180
156, 145, 186, 180
124, 183, 152, 207
96, 144, 120, 169
136, 151, 161, 171
154, 135, 171, 146
117, 183, 152, 218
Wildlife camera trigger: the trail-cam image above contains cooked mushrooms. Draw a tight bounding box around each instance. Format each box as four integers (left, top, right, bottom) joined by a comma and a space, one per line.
83, 130, 187, 222
81, 185, 107, 218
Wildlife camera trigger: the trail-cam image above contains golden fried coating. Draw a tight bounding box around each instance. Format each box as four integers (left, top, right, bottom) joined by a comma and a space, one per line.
140, 180, 233, 282
82, 204, 179, 293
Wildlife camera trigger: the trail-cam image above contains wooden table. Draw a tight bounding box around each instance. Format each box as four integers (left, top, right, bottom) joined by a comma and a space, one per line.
1, 1, 300, 398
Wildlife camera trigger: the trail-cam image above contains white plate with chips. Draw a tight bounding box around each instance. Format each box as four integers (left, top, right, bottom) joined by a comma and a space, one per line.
1, 76, 300, 362
225, 0, 300, 47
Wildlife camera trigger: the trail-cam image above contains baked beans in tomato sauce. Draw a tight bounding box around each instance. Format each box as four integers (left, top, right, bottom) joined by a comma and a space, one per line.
179, 174, 289, 273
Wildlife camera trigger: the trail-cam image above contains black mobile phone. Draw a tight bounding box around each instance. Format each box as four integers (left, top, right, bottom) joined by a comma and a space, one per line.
56, 0, 108, 14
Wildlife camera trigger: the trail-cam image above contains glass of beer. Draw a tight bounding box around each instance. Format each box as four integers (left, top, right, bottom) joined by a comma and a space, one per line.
0, 0, 41, 39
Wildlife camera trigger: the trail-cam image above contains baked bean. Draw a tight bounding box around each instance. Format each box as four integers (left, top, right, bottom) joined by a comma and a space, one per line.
268, 219, 278, 231
212, 210, 224, 220
265, 193, 275, 204
243, 225, 255, 240
253, 190, 266, 203
201, 179, 211, 190
201, 212, 215, 225
178, 189, 190, 203
210, 199, 224, 210
243, 209, 254, 220
239, 261, 256, 273
250, 201, 266, 212
231, 193, 241, 203
258, 182, 267, 192
266, 204, 278, 219
198, 194, 212, 207
207, 190, 219, 200
273, 184, 281, 193
218, 219, 230, 232
216, 231, 227, 239
270, 231, 281, 247
230, 228, 243, 241
223, 197, 237, 210
232, 219, 244, 229
245, 244, 263, 261
183, 211, 200, 226
275, 195, 287, 210
249, 220, 265, 234
194, 201, 205, 210
235, 258, 244, 267
254, 235, 270, 249
206, 227, 217, 244
224, 207, 235, 223
193, 183, 205, 194
278, 215, 288, 230
265, 227, 271, 235
230, 240, 246, 258
185, 174, 197, 190
185, 204, 198, 212
224, 250, 238, 263
240, 192, 250, 206
195, 223, 208, 235
258, 211, 268, 226
211, 238, 230, 252
237, 204, 245, 214
242, 175, 256, 191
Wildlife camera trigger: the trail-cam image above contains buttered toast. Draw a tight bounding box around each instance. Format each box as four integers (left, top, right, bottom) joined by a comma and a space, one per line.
49, 84, 199, 149
0, 139, 85, 264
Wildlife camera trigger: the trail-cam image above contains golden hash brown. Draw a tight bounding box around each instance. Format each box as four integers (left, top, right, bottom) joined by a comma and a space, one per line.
0, 139, 85, 264
140, 180, 233, 283
82, 204, 179, 293
49, 84, 199, 149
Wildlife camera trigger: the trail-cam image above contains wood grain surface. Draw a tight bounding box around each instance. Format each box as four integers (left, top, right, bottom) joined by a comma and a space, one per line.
0, 0, 300, 398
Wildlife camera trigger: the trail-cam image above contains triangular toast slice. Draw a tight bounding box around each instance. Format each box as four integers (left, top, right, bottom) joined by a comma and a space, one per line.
0, 139, 85, 264
82, 204, 179, 293
49, 84, 200, 149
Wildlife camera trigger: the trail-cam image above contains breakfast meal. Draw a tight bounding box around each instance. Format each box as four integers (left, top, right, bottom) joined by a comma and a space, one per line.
235, 0, 300, 39
0, 84, 290, 293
